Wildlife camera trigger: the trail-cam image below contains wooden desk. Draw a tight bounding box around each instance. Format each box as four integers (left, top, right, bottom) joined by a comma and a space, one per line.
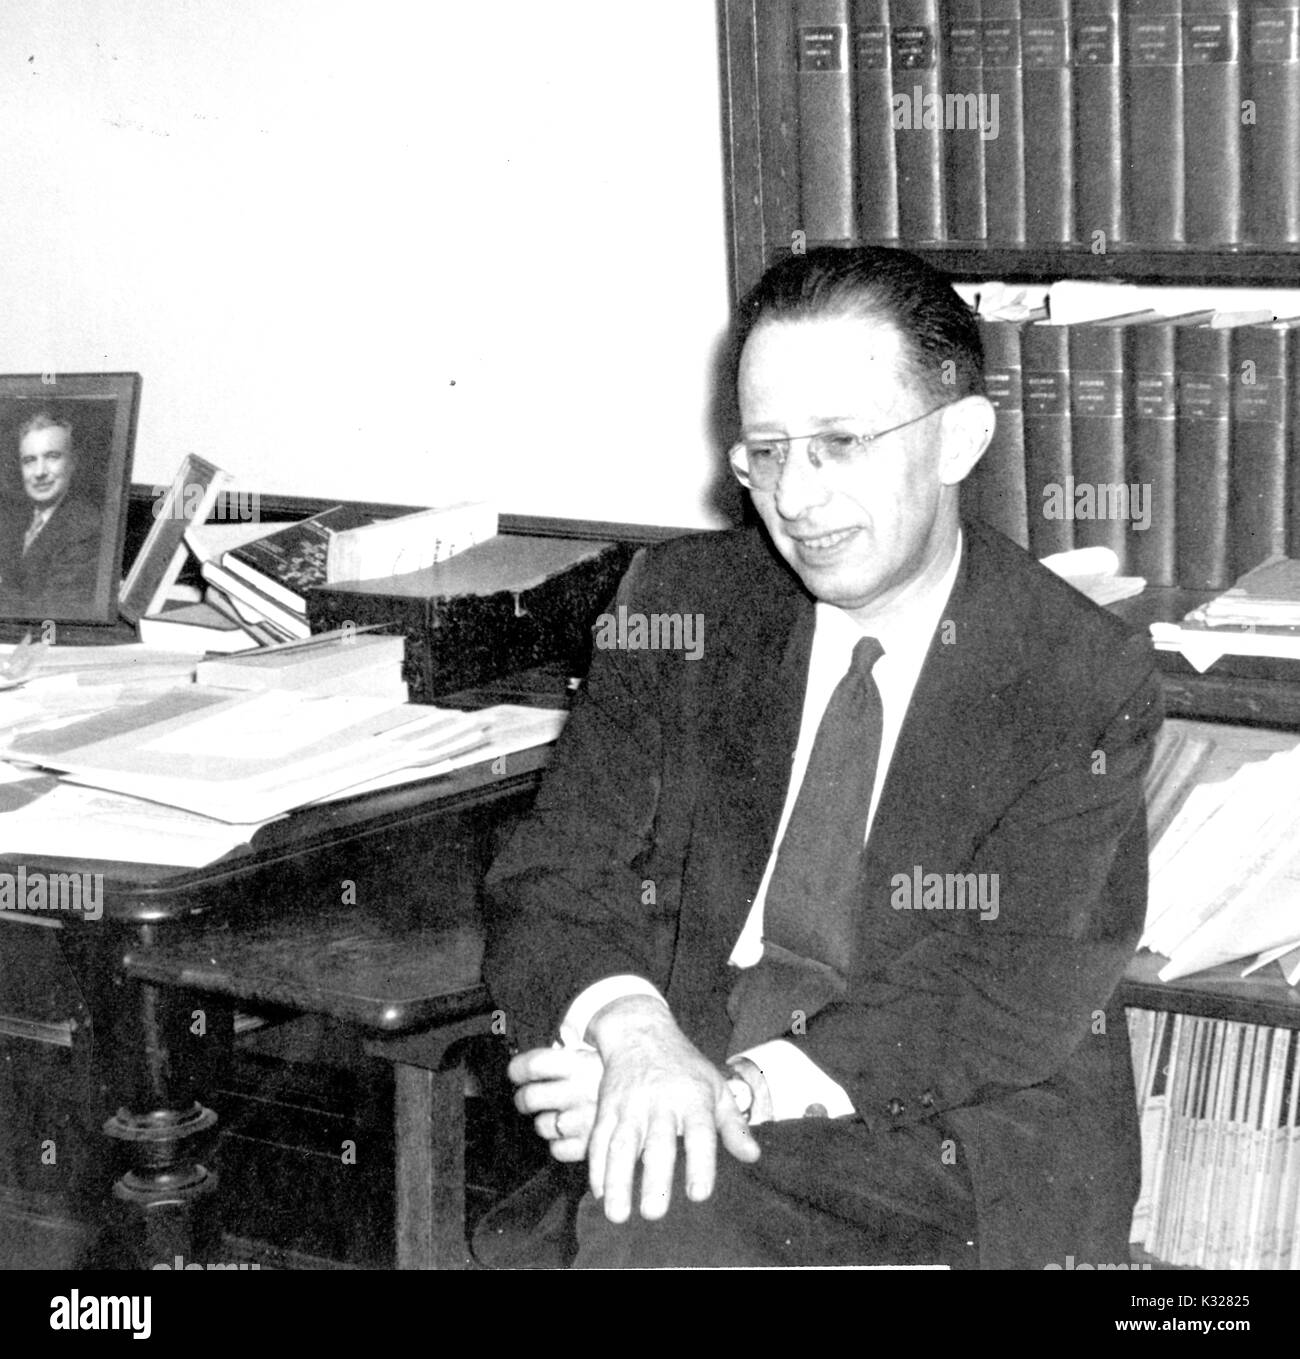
0, 744, 547, 1269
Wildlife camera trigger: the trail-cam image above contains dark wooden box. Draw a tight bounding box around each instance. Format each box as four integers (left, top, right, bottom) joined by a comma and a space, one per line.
305, 535, 632, 703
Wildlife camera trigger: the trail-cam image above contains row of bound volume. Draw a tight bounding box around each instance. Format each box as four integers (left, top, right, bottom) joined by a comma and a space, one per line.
796, 0, 1300, 250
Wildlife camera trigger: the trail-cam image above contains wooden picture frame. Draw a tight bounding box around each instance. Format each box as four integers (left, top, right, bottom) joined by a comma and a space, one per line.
120, 453, 231, 623
0, 372, 142, 626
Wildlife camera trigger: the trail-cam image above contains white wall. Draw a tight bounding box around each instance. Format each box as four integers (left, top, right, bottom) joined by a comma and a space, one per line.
0, 0, 737, 528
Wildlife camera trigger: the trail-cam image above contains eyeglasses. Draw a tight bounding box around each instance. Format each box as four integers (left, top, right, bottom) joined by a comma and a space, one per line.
727, 403, 951, 492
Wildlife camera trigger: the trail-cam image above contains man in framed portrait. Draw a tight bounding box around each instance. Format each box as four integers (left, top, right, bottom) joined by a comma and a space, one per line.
0, 411, 102, 616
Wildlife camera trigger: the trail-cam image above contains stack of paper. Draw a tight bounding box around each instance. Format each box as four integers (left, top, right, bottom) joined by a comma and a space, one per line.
1040, 545, 1145, 607
0, 687, 489, 823
1151, 556, 1300, 671
1194, 556, 1300, 629
1143, 720, 1300, 981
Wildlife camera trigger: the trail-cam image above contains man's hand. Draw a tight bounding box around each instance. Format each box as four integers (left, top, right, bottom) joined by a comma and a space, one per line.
509, 1045, 604, 1163
582, 995, 760, 1224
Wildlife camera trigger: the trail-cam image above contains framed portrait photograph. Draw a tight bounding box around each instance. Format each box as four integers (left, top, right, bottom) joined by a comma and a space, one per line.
0, 372, 142, 626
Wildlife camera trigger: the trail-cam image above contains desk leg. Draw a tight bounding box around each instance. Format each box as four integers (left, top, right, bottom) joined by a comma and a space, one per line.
102, 974, 223, 1271
367, 1012, 493, 1271
392, 1061, 468, 1270
60, 924, 228, 1269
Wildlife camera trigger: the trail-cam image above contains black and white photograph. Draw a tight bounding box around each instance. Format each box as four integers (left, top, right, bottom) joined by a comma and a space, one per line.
0, 373, 140, 624
0, 0, 1298, 1331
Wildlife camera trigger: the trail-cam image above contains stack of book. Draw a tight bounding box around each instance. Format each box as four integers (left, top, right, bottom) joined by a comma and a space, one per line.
966, 312, 1300, 589
795, 0, 1299, 249
142, 500, 498, 651
195, 631, 408, 702
1129, 1008, 1300, 1269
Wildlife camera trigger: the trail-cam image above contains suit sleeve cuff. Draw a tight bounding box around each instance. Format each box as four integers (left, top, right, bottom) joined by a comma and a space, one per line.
558, 975, 668, 1049
737, 1039, 855, 1121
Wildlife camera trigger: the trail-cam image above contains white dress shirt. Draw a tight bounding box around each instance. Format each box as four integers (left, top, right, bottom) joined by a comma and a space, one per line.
560, 531, 964, 1120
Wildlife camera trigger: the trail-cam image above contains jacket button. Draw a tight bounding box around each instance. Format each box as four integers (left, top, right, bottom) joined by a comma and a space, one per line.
920, 1089, 936, 1108
886, 1098, 905, 1117
804, 1103, 828, 1118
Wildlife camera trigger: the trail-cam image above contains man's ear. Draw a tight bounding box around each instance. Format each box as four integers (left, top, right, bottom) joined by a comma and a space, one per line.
936, 394, 995, 487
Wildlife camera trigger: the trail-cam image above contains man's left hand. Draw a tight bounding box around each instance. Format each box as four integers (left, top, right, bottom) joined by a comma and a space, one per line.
509, 1045, 604, 1163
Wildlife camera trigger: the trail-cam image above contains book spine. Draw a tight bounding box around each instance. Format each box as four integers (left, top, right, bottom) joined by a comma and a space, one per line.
1229, 322, 1292, 578
890, 0, 946, 240
1021, 323, 1074, 556
1291, 324, 1300, 558
1072, 0, 1124, 246
1126, 322, 1182, 586
797, 0, 856, 240
981, 0, 1026, 244
1069, 322, 1130, 565
1021, 0, 1074, 244
1125, 0, 1186, 244
1244, 0, 1300, 245
970, 319, 1029, 545
1175, 325, 1236, 590
944, 0, 988, 241
852, 0, 899, 239
1183, 0, 1244, 244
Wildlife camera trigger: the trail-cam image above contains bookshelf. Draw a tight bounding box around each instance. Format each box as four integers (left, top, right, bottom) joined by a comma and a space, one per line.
718, 1, 1300, 303
717, 0, 1300, 1268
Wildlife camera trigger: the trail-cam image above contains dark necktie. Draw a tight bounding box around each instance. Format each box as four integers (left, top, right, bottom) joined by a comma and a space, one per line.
728, 634, 885, 1054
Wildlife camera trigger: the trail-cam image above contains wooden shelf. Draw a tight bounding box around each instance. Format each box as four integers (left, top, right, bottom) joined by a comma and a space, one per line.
1123, 952, 1300, 1031
788, 242, 1300, 289
1108, 589, 1300, 731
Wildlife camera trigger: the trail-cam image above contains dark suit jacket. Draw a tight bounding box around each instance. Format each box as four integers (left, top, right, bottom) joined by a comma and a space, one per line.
0, 496, 102, 615
483, 517, 1163, 1269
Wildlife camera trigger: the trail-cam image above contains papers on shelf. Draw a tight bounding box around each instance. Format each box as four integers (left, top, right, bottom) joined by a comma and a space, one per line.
1151, 556, 1300, 671
1150, 621, 1300, 673
1143, 721, 1300, 982
1039, 545, 1146, 607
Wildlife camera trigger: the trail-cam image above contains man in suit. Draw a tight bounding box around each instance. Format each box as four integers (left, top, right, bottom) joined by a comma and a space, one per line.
482, 247, 1162, 1269
0, 412, 102, 615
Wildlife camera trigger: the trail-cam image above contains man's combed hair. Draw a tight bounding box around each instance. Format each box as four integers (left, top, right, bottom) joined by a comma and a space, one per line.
18, 411, 74, 444
736, 246, 985, 402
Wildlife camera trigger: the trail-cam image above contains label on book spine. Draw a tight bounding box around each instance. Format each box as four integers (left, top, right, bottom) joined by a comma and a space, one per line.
893, 26, 937, 68
1072, 370, 1123, 417
799, 24, 849, 71
1134, 373, 1177, 418
1075, 17, 1119, 63
855, 24, 889, 68
1178, 371, 1230, 416
1183, 15, 1238, 62
1023, 19, 1070, 66
1024, 371, 1069, 415
948, 22, 983, 67
1234, 374, 1285, 423
1251, 7, 1300, 61
1129, 15, 1182, 63
984, 369, 1021, 412
982, 17, 1021, 65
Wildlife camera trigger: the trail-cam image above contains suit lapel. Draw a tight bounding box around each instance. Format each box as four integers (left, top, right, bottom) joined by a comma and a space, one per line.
691, 545, 814, 954
859, 529, 1036, 957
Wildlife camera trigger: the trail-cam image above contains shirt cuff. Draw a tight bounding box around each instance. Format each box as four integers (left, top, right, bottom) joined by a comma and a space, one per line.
557, 975, 668, 1049
734, 1039, 855, 1121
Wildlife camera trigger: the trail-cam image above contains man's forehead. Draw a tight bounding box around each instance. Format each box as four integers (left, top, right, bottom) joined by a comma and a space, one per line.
19, 426, 72, 455
738, 313, 913, 414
